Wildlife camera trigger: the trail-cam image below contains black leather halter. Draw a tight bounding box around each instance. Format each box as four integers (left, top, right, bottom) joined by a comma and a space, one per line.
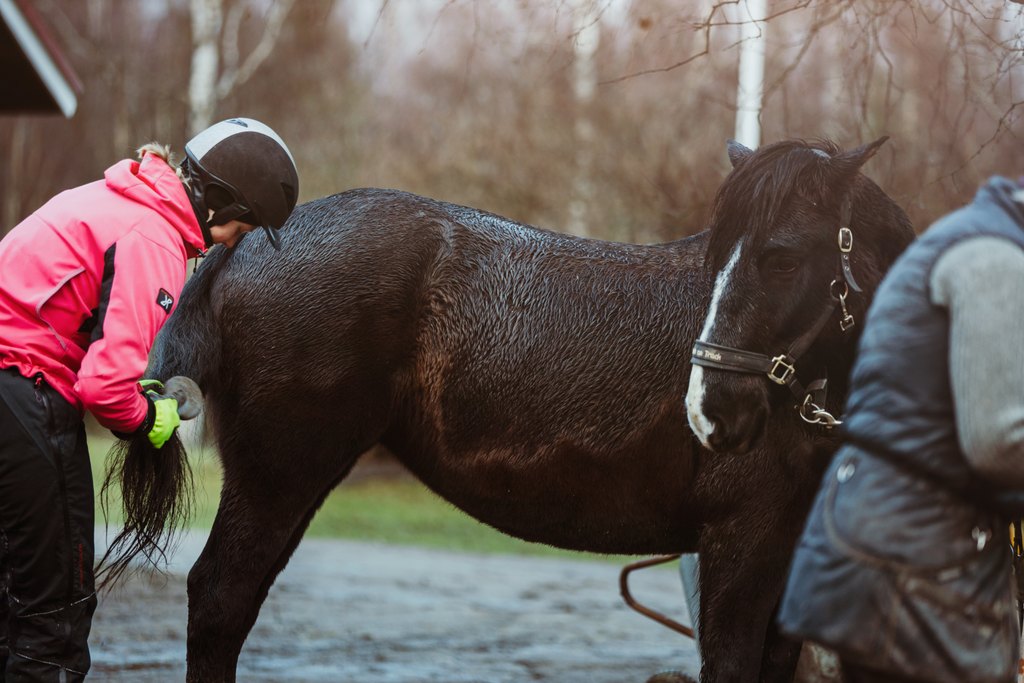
691, 197, 860, 428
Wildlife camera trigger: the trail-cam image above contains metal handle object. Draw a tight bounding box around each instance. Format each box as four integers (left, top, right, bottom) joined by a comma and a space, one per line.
619, 554, 695, 639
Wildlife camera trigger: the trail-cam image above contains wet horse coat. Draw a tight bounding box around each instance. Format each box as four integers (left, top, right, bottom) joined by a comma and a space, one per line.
137, 139, 914, 682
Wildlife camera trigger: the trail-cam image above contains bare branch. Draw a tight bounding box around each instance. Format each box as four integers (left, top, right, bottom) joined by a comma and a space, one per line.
218, 3, 246, 89
601, 0, 815, 87
217, 0, 296, 99
364, 0, 392, 49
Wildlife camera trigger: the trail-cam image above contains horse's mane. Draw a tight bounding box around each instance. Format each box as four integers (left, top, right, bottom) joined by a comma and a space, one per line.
705, 138, 843, 271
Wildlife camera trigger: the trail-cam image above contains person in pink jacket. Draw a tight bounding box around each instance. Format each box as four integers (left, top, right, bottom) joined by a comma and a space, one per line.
0, 117, 298, 682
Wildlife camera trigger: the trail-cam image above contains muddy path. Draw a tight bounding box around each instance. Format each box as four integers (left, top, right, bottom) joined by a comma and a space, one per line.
89, 531, 698, 682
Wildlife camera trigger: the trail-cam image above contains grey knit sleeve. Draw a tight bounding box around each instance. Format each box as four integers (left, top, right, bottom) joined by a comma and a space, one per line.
930, 236, 1024, 485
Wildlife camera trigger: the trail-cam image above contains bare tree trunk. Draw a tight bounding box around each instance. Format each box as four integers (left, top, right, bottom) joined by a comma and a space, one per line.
188, 0, 222, 135
568, 0, 599, 237
735, 0, 767, 148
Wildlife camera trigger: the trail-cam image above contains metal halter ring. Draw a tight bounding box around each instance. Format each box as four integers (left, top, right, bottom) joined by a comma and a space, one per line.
799, 394, 843, 428
829, 278, 849, 301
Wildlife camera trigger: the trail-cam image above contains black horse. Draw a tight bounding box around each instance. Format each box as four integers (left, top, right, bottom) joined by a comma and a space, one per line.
119, 137, 913, 682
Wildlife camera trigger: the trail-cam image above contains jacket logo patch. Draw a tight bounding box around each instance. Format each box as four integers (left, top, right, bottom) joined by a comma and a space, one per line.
157, 289, 174, 314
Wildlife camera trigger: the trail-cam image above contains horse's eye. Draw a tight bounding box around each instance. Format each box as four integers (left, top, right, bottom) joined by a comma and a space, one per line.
766, 255, 800, 275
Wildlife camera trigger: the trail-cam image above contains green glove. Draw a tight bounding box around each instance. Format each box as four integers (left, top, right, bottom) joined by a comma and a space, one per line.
139, 379, 164, 392
146, 391, 180, 449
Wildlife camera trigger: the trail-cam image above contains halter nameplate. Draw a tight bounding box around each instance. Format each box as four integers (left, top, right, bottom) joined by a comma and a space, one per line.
691, 342, 801, 386
693, 341, 774, 374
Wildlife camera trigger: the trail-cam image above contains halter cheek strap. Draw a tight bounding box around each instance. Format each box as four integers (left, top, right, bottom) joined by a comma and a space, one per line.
838, 198, 862, 293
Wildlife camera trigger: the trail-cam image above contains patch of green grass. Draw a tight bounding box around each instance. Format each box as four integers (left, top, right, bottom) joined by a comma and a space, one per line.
90, 433, 223, 530
88, 434, 629, 562
307, 478, 612, 558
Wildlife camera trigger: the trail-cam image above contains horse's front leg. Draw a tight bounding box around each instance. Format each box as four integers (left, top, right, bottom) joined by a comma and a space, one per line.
759, 607, 804, 683
696, 512, 803, 683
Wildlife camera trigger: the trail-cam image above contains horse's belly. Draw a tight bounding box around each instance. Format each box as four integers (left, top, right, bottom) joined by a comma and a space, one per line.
394, 445, 700, 555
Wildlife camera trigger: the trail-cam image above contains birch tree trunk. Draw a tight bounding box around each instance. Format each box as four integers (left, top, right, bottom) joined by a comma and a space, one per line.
188, 0, 222, 135
734, 0, 767, 148
567, 0, 599, 237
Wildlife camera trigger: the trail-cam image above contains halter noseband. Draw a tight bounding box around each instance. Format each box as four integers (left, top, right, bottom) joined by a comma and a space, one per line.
691, 197, 860, 429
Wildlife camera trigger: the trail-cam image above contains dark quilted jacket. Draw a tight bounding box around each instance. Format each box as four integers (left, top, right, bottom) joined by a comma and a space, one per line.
778, 177, 1024, 683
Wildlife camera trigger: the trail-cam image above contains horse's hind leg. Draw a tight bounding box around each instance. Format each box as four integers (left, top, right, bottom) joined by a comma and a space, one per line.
184, 432, 363, 683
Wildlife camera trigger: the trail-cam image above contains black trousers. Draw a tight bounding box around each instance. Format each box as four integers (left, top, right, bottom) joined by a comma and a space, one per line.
0, 368, 96, 682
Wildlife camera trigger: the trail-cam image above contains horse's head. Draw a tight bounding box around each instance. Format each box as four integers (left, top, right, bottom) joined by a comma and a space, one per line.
686, 138, 914, 454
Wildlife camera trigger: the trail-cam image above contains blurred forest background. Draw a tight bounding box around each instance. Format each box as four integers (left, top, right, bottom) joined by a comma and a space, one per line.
2, 0, 1023, 245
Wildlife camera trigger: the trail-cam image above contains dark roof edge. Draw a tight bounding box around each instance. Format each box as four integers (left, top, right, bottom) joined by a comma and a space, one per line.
0, 0, 83, 117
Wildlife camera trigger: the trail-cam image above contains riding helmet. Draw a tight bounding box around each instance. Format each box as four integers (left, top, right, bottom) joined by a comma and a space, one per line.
181, 117, 299, 250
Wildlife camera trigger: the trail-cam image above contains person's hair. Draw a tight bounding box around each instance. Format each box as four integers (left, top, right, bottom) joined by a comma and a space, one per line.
137, 142, 187, 182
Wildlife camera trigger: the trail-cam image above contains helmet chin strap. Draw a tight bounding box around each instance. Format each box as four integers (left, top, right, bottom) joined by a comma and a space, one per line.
185, 192, 215, 248
181, 163, 253, 249
208, 202, 251, 228
179, 156, 280, 250
180, 160, 215, 248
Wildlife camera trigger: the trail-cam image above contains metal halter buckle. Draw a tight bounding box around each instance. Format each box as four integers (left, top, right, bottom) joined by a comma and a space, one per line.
838, 227, 854, 253
768, 356, 796, 385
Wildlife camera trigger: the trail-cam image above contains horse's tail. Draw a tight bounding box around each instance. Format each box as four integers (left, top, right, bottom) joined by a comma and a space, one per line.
96, 248, 230, 588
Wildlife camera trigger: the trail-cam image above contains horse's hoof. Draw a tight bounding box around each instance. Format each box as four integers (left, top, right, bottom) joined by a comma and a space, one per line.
645, 670, 697, 683
163, 376, 204, 420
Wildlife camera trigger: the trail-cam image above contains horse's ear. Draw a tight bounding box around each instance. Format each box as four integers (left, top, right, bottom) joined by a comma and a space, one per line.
727, 139, 754, 168
830, 136, 889, 182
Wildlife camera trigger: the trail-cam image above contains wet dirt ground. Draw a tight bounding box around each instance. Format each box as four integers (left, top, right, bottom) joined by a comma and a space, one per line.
89, 530, 698, 682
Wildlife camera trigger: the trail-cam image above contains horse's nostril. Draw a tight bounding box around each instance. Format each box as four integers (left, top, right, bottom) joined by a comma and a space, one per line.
702, 405, 768, 454
705, 414, 726, 449
708, 415, 723, 435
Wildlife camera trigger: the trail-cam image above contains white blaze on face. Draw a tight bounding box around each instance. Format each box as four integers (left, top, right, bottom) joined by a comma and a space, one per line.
687, 242, 743, 448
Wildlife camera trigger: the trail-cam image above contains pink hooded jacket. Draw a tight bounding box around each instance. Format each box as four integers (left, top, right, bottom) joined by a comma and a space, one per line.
0, 152, 206, 433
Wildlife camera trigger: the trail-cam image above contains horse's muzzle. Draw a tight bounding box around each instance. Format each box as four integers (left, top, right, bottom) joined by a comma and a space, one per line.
687, 369, 768, 454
